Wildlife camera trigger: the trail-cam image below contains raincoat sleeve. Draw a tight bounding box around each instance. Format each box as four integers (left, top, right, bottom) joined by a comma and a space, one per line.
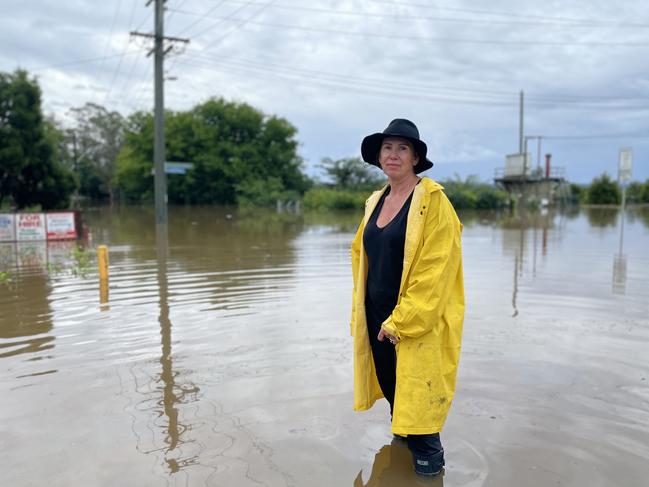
381, 193, 462, 340
349, 218, 364, 337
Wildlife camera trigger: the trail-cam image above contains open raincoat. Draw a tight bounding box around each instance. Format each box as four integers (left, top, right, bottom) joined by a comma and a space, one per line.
350, 177, 465, 435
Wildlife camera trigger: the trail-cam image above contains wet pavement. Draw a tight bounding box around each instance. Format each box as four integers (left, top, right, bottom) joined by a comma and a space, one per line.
1, 205, 648, 486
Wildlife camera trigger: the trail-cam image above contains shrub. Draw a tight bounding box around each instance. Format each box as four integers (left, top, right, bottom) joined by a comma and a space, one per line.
441, 175, 510, 210
626, 179, 649, 204
569, 183, 584, 204
235, 177, 284, 207
475, 186, 510, 209
585, 173, 620, 205
302, 188, 367, 210
445, 188, 478, 209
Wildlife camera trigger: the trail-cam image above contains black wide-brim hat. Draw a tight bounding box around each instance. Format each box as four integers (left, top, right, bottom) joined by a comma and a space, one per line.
361, 118, 433, 174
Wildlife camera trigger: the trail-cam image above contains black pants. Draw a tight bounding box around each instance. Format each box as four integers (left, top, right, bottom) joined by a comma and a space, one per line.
367, 313, 444, 468
367, 324, 397, 416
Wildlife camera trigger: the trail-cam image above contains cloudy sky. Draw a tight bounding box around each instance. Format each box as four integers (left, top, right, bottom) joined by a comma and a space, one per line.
2, 0, 649, 183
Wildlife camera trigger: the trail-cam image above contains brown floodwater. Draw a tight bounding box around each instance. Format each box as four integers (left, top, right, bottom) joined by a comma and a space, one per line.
1, 205, 648, 487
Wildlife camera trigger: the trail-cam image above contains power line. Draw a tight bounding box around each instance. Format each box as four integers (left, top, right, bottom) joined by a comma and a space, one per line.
114, 0, 155, 105
180, 55, 518, 106
105, 0, 140, 105
543, 132, 649, 139
165, 9, 649, 47
172, 0, 278, 74
187, 51, 514, 100
125, 2, 187, 108
369, 0, 649, 27
133, 6, 152, 32
30, 51, 141, 71
191, 0, 649, 29
166, 0, 190, 27
525, 92, 649, 103
165, 0, 259, 75
125, 62, 153, 112
191, 0, 277, 48
174, 0, 230, 36
176, 50, 649, 111
116, 46, 149, 107
181, 50, 635, 105
95, 0, 124, 96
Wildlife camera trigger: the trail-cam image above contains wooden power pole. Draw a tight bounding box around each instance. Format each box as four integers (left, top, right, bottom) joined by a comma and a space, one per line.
131, 0, 189, 226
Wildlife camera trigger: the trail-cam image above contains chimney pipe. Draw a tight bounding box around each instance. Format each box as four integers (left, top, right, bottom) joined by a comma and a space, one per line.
545, 153, 552, 179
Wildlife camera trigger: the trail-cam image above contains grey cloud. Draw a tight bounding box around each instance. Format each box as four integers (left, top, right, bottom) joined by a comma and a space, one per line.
1, 0, 648, 182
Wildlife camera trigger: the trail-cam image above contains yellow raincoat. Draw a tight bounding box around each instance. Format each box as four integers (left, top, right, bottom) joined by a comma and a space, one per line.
350, 177, 464, 435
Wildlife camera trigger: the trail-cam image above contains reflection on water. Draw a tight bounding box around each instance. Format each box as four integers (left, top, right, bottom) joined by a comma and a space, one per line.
485, 207, 558, 318
154, 224, 200, 474
1, 205, 648, 486
458, 205, 647, 317
0, 240, 81, 274
354, 440, 444, 487
0, 274, 54, 361
613, 209, 628, 294
585, 206, 619, 228
627, 206, 649, 228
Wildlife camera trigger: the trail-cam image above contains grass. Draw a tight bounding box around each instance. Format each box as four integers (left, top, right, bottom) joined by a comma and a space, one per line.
0, 270, 13, 287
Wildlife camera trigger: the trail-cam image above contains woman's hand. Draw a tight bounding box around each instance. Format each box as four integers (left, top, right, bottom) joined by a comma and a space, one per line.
378, 328, 398, 345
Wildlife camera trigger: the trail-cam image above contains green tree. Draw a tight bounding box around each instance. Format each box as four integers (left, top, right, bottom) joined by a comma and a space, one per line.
319, 156, 383, 190
115, 111, 155, 202
68, 103, 125, 203
441, 174, 509, 209
569, 183, 584, 204
585, 173, 621, 205
0, 69, 75, 209
626, 180, 649, 204
116, 98, 309, 206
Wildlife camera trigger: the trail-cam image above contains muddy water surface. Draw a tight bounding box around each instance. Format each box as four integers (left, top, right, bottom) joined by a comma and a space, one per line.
1, 206, 648, 487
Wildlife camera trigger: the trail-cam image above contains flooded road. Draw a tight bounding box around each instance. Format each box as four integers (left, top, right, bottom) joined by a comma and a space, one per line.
1, 205, 648, 486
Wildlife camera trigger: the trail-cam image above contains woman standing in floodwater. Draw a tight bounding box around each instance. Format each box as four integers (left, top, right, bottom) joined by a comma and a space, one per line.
350, 119, 465, 477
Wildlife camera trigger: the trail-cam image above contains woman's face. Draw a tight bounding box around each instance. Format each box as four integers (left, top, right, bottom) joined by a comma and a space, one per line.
379, 137, 419, 179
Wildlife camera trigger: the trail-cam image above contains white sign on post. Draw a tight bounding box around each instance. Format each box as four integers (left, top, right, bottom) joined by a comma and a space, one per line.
619, 148, 633, 184
16, 213, 46, 241
46, 212, 77, 240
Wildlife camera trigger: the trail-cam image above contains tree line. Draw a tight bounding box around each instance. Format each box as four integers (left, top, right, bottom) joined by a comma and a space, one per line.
1, 68, 648, 211
1, 69, 309, 209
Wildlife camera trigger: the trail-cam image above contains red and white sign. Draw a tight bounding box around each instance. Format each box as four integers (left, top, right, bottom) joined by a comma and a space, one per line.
16, 213, 46, 241
46, 212, 77, 240
0, 214, 15, 242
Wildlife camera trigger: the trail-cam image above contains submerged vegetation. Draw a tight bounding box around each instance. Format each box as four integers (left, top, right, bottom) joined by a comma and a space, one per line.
3, 69, 648, 212
0, 270, 12, 287
580, 174, 649, 206
303, 158, 511, 211
584, 173, 621, 205
303, 188, 369, 210
439, 175, 510, 210
303, 157, 382, 210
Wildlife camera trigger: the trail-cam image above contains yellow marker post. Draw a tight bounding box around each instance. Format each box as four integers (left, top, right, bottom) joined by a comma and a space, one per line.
97, 245, 109, 281
97, 245, 109, 308
99, 277, 109, 308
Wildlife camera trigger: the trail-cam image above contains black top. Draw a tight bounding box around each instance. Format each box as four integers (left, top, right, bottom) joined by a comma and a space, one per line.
363, 186, 414, 328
